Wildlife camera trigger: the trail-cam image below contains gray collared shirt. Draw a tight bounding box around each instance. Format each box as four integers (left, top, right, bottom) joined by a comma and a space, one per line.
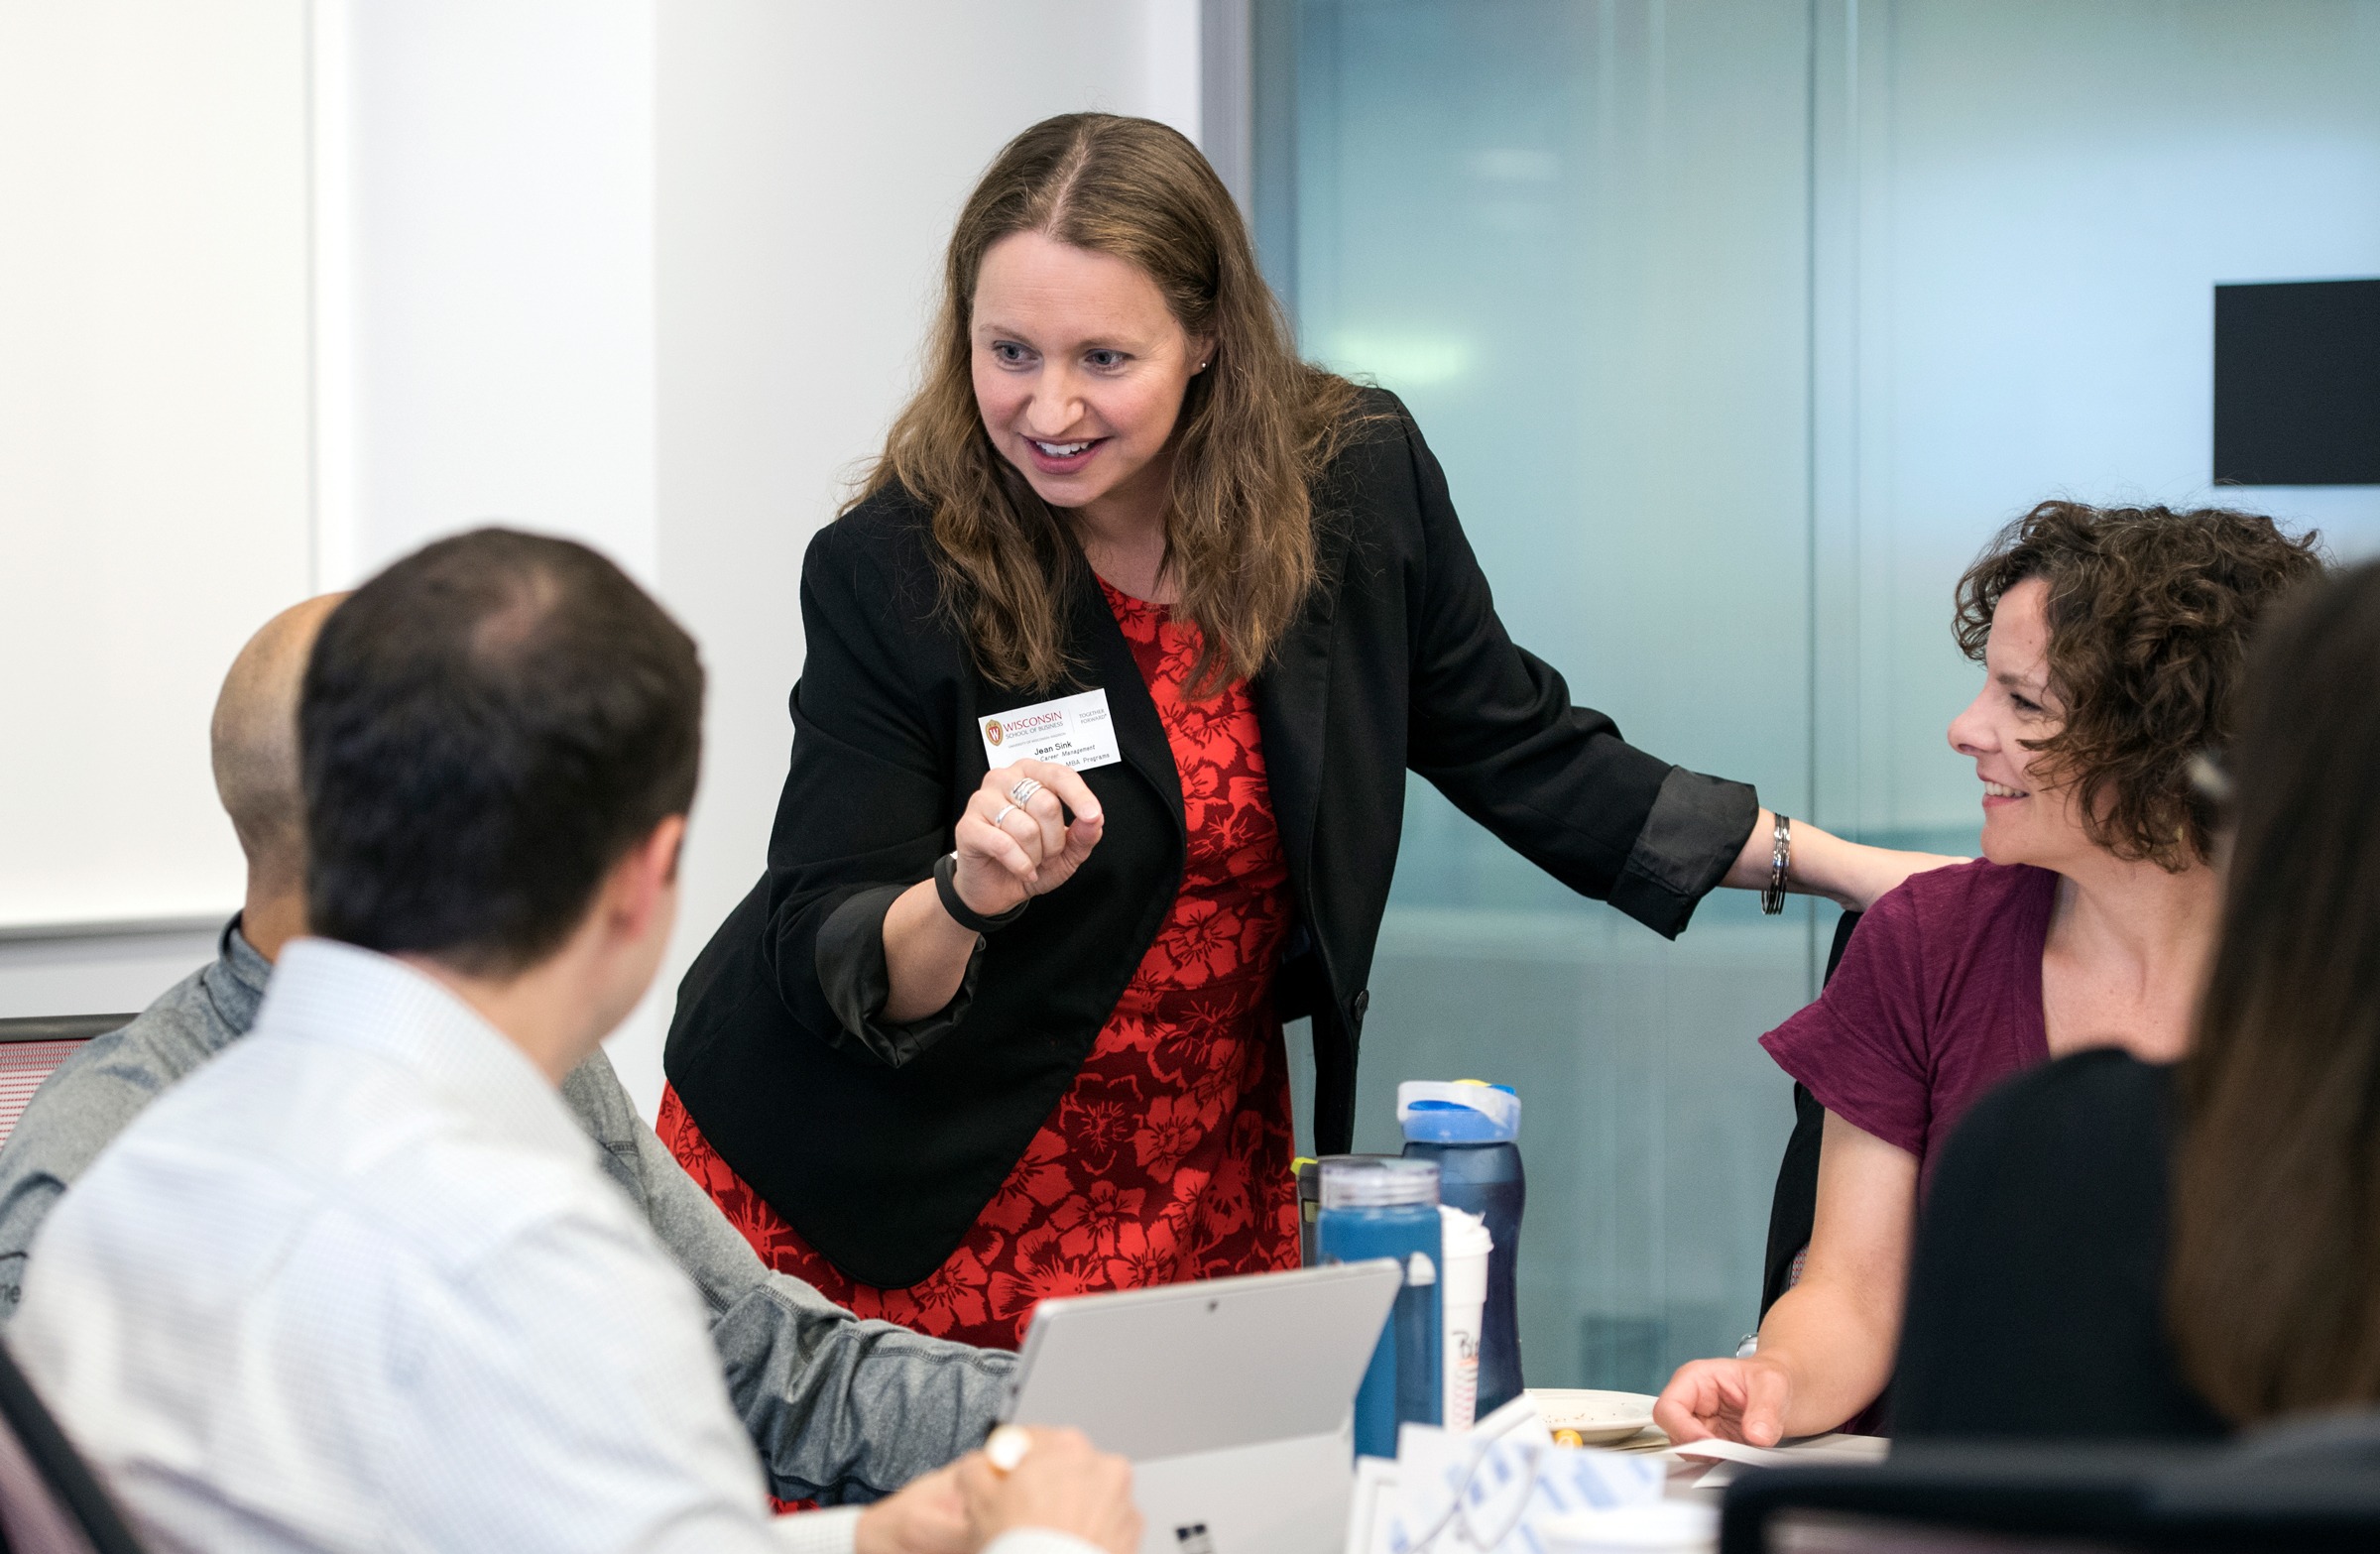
0, 918, 1011, 1503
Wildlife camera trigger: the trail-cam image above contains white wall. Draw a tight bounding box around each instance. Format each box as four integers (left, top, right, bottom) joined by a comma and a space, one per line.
0, 0, 310, 938
325, 0, 658, 586
0, 0, 310, 1020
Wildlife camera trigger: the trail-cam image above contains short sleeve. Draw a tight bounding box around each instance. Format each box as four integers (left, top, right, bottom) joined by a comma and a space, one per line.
1759, 887, 1935, 1157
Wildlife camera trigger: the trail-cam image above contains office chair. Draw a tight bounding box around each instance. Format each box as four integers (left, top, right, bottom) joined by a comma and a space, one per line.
0, 1017, 133, 1157
0, 1336, 149, 1554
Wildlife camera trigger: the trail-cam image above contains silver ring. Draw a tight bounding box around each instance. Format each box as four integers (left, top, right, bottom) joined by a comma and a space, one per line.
992, 803, 1017, 826
1008, 777, 1043, 808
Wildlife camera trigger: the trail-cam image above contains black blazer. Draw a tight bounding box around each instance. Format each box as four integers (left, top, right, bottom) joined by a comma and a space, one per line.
665, 390, 1758, 1288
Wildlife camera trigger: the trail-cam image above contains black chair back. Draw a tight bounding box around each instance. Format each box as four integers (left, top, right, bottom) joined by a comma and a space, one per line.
1758, 911, 1860, 1319
1722, 1430, 2380, 1552
0, 1338, 149, 1554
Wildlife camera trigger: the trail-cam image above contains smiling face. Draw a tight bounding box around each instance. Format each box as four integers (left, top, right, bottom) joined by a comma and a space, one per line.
1947, 576, 2099, 871
970, 229, 1211, 530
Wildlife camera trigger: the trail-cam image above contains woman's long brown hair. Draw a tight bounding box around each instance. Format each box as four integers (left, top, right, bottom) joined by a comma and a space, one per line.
862, 113, 1363, 697
2169, 559, 2380, 1423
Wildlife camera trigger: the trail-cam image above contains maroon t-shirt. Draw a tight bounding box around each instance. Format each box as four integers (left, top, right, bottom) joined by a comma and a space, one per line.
1762, 860, 2058, 1193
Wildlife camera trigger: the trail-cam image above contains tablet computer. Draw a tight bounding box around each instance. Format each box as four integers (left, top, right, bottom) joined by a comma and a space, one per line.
1002, 1260, 1402, 1554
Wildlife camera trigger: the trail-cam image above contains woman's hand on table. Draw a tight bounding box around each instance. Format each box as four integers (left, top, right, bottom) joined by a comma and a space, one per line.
952, 760, 1107, 917
1653, 1356, 1795, 1448
1726, 810, 1967, 913
955, 1427, 1141, 1554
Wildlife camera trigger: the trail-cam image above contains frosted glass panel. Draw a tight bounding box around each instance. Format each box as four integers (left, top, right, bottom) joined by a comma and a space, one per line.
1264, 0, 2380, 1393
1279, 0, 1824, 1388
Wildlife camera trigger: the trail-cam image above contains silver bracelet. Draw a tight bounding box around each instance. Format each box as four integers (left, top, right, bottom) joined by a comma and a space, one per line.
1760, 814, 1792, 915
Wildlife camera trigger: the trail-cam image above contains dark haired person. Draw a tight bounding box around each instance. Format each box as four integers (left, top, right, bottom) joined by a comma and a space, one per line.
1893, 559, 2380, 1440
1655, 501, 2324, 1447
0, 593, 1012, 1507
11, 532, 1134, 1554
660, 110, 1953, 1346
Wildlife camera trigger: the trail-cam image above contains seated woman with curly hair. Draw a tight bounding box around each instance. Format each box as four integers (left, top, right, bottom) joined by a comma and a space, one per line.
1893, 558, 2380, 1439
1655, 500, 2324, 1446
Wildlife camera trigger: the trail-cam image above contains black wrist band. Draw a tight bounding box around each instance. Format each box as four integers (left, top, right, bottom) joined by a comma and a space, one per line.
934, 851, 1028, 934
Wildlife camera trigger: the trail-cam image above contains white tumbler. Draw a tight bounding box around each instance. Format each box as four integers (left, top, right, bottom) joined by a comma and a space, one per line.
1438, 1205, 1492, 1430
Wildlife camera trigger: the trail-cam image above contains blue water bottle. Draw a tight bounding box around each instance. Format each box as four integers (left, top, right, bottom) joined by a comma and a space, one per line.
1399, 1081, 1526, 1416
1314, 1155, 1442, 1459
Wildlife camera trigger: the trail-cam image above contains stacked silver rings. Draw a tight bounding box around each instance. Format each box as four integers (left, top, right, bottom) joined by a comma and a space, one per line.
991, 777, 1044, 829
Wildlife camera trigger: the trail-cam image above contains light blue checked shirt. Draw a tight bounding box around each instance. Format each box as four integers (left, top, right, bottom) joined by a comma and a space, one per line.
10, 938, 1091, 1554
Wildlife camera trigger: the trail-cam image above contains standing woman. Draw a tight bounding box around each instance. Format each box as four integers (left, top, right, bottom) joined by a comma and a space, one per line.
659, 113, 1947, 1349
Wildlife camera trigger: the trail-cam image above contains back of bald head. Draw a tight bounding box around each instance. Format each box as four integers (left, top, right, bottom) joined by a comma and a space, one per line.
212, 594, 347, 888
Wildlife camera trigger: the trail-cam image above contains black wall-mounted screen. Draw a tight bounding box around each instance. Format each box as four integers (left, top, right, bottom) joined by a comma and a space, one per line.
2213, 279, 2380, 486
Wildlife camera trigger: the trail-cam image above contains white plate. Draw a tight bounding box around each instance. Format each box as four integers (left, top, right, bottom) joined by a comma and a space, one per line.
1528, 1387, 1658, 1445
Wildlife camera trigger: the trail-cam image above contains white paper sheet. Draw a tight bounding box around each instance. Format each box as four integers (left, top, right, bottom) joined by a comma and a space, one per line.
1669, 1433, 1889, 1470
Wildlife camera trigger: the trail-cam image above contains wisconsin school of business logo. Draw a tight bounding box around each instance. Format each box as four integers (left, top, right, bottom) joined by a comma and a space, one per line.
984, 717, 1005, 747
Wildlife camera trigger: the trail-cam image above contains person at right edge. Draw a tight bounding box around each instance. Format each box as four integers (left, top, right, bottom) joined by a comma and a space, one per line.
1893, 559, 2380, 1440
658, 112, 1957, 1345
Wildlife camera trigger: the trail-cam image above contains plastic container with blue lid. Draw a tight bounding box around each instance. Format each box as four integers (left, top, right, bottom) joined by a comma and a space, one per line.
1314, 1155, 1442, 1458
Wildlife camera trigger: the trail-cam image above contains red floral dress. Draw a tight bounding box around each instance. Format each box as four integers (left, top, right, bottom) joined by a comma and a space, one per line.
657, 577, 1302, 1350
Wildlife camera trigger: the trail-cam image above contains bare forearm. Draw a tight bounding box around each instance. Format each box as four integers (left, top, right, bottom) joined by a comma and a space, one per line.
1750, 1278, 1900, 1437
1660, 1111, 1917, 1447
880, 880, 978, 1023
1725, 808, 1965, 913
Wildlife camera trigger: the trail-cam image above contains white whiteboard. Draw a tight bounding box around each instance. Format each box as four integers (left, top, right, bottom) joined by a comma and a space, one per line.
0, 2, 314, 931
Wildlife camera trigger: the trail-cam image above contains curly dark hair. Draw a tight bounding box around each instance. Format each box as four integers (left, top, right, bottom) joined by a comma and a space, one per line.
1953, 500, 2325, 870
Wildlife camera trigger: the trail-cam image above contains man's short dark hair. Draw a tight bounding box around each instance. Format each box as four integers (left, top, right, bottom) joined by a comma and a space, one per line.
301, 529, 704, 974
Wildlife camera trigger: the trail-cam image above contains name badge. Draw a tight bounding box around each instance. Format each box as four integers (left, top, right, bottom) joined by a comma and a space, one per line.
978, 688, 1123, 773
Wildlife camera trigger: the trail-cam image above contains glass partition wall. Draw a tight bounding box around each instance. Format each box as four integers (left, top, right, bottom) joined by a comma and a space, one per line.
1255, 0, 2380, 1392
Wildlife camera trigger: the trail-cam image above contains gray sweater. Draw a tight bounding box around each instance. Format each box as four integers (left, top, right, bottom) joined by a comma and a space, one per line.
0, 919, 1012, 1503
